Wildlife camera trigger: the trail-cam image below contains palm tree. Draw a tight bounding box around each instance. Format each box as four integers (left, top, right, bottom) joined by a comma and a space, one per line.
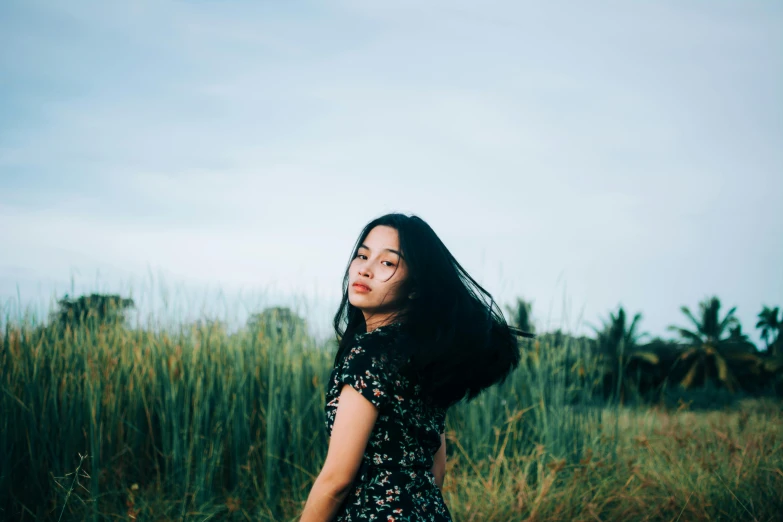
590, 306, 659, 403
754, 305, 783, 394
669, 296, 737, 346
635, 337, 683, 395
756, 305, 781, 355
667, 296, 759, 392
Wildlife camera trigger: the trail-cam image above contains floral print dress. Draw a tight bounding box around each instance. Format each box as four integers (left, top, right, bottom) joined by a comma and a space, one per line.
324, 322, 453, 521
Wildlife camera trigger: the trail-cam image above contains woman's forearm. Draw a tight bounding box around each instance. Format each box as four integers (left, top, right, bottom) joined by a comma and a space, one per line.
300, 475, 350, 522
430, 462, 445, 490
433, 468, 445, 490
431, 432, 447, 491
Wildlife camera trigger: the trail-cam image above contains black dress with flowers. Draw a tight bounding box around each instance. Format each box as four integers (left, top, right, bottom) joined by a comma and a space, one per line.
324, 322, 453, 521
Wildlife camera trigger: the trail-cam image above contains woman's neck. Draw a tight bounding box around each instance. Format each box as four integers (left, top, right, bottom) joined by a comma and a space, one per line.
363, 315, 403, 333
365, 317, 402, 333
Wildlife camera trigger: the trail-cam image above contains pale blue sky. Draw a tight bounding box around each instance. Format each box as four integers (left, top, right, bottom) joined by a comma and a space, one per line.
1, 0, 781, 344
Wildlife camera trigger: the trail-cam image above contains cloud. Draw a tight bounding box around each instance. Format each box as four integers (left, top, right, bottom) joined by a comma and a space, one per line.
1, 0, 781, 343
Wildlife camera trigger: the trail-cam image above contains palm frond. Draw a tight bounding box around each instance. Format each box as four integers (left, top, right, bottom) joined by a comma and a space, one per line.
667, 326, 704, 346
629, 351, 660, 365
715, 353, 730, 383
763, 359, 783, 373
626, 312, 645, 344
718, 306, 739, 335
726, 352, 762, 363
680, 362, 700, 389
713, 354, 737, 393
679, 306, 703, 335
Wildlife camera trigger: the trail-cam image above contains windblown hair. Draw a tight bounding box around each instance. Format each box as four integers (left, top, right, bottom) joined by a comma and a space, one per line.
332, 213, 530, 408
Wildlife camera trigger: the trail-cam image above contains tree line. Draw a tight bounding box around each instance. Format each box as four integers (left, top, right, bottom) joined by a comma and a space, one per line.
47, 292, 783, 403
507, 296, 783, 403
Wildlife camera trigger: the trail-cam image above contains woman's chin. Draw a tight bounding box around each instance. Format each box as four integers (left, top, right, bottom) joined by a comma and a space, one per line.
348, 296, 369, 309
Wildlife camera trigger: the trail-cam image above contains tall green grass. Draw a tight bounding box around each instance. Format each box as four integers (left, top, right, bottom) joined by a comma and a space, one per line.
1, 304, 781, 521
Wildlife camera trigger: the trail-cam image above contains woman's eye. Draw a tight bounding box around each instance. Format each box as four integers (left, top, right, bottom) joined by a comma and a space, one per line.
353, 253, 394, 267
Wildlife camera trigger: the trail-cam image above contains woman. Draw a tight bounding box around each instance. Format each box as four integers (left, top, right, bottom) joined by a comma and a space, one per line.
300, 213, 528, 521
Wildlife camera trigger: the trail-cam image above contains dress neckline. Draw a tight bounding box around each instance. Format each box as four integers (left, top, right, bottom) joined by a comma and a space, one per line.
355, 321, 404, 339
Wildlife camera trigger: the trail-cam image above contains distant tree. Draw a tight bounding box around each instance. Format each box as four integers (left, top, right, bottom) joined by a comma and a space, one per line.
590, 306, 659, 403
506, 297, 535, 335
756, 305, 782, 356
247, 306, 308, 339
753, 305, 783, 396
726, 324, 758, 351
669, 296, 738, 347
667, 296, 759, 392
52, 293, 135, 330
728, 324, 749, 343
591, 306, 647, 352
634, 337, 683, 396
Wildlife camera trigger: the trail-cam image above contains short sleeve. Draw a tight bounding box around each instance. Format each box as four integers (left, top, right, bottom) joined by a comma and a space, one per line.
436, 409, 447, 435
336, 341, 393, 409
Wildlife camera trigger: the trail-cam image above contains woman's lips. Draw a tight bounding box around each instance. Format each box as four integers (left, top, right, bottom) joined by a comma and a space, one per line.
352, 283, 371, 292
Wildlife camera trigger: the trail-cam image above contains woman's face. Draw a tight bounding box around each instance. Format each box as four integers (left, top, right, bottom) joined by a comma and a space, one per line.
348, 225, 409, 328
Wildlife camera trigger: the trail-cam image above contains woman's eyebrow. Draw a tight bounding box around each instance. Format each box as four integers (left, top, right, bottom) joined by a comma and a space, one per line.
358, 243, 405, 259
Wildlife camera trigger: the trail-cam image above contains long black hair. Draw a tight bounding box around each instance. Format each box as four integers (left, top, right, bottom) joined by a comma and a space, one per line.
332, 213, 532, 408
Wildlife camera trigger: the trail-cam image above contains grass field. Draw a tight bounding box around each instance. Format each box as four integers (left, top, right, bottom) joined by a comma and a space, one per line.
442, 401, 783, 521
1, 313, 781, 521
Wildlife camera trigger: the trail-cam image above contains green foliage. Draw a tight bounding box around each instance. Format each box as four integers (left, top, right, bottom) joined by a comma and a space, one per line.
756, 305, 782, 356
52, 293, 135, 331
0, 307, 602, 520
668, 296, 738, 346
1, 292, 781, 520
753, 305, 783, 395
667, 296, 761, 393
247, 306, 309, 340
590, 306, 660, 404
505, 297, 535, 334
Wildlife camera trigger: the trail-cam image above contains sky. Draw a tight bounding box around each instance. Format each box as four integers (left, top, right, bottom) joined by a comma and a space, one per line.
1, 0, 781, 344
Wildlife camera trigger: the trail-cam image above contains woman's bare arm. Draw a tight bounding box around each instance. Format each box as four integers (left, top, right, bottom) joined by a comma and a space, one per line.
300, 384, 378, 521
430, 432, 446, 490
